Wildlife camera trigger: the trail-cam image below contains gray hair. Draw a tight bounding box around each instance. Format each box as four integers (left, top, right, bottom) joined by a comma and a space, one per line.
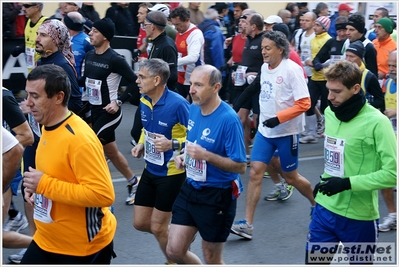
263, 31, 290, 59
139, 58, 170, 86
205, 8, 219, 20
32, 2, 44, 12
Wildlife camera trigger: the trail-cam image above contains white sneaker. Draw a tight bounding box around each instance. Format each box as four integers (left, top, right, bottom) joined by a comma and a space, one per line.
299, 135, 318, 144
301, 131, 309, 137
126, 178, 140, 205
3, 212, 28, 232
379, 215, 397, 232
9, 248, 27, 264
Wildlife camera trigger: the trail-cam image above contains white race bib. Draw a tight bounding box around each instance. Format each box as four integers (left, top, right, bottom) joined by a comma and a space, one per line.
177, 52, 185, 72
234, 65, 248, 86
330, 55, 345, 64
143, 130, 164, 166
184, 141, 207, 182
300, 50, 310, 62
33, 194, 54, 223
25, 47, 35, 69
324, 135, 345, 177
85, 77, 102, 105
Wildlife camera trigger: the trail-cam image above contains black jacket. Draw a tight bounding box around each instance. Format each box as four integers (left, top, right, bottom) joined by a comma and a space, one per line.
105, 3, 135, 36
148, 31, 178, 91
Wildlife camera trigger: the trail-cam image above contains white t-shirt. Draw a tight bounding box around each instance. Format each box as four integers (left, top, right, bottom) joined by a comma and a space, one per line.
258, 59, 309, 138
2, 126, 19, 154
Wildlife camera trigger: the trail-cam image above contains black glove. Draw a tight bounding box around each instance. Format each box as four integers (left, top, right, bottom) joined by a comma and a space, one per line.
313, 63, 323, 71
11, 46, 23, 57
313, 182, 321, 198
262, 117, 280, 128
318, 177, 351, 196
132, 49, 141, 62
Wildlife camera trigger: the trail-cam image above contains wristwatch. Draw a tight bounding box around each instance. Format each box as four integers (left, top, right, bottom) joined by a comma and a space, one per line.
172, 139, 180, 151
115, 100, 122, 107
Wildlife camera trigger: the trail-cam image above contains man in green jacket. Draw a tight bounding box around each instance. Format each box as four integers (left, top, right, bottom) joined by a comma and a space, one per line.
306, 61, 397, 264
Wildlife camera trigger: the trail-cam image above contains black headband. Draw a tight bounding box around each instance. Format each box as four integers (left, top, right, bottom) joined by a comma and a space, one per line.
336, 23, 347, 31
63, 14, 84, 31
146, 15, 166, 28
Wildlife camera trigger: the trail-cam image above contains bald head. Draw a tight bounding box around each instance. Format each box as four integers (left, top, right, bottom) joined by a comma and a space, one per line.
278, 9, 291, 24
304, 11, 317, 21
193, 65, 222, 87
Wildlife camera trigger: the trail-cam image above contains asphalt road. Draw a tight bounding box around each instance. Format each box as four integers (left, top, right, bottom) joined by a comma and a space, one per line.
3, 103, 396, 265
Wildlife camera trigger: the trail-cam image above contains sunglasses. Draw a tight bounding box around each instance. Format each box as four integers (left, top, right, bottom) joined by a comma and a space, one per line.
22, 3, 37, 8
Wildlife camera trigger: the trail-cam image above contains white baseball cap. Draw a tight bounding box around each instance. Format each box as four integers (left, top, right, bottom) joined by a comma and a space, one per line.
73, 2, 82, 9
264, 15, 283, 25
149, 4, 170, 18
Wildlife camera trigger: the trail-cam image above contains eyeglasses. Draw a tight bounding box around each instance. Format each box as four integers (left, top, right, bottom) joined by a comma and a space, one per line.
22, 3, 37, 8
144, 23, 152, 26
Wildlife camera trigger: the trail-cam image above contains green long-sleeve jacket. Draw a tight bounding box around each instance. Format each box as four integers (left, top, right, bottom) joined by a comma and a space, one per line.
316, 103, 397, 221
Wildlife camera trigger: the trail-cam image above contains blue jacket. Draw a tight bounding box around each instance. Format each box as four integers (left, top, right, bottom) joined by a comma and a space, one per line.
197, 19, 225, 71
328, 12, 338, 39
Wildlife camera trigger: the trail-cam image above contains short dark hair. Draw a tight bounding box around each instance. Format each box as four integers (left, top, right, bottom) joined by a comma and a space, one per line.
27, 64, 71, 106
286, 2, 298, 13
233, 2, 249, 11
376, 7, 389, 18
170, 6, 190, 21
313, 2, 328, 16
249, 13, 264, 31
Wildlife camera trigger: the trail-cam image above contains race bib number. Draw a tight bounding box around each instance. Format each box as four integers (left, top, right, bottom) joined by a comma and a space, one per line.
25, 47, 35, 69
33, 194, 54, 223
143, 130, 164, 166
324, 135, 345, 177
330, 55, 345, 64
300, 49, 310, 62
177, 52, 185, 72
184, 141, 207, 182
85, 78, 102, 105
234, 65, 248, 86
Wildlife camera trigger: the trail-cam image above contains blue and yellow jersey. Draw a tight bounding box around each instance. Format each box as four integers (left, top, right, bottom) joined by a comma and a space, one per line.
139, 88, 190, 176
